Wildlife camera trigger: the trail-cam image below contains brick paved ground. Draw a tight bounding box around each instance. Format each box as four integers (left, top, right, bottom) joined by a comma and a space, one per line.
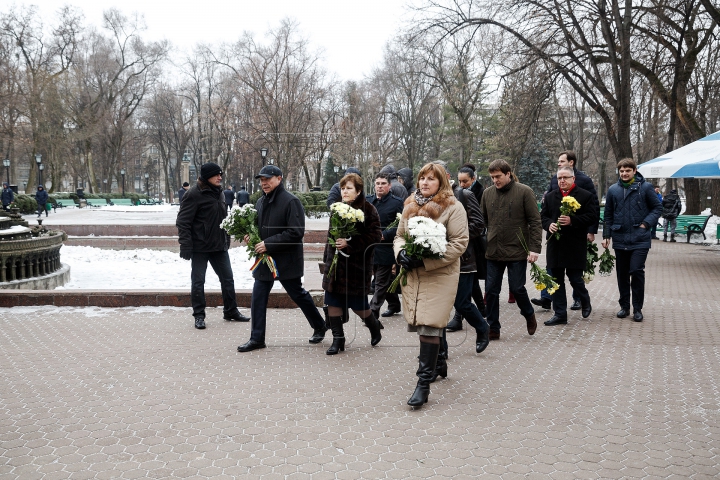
1, 240, 719, 479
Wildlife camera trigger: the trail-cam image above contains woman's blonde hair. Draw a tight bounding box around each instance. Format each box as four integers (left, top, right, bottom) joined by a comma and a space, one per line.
416, 162, 453, 197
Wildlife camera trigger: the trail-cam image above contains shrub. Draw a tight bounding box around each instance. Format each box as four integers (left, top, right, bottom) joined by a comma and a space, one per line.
11, 194, 38, 214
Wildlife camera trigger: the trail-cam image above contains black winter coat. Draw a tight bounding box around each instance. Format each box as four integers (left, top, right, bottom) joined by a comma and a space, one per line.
547, 169, 599, 234
453, 183, 485, 273
255, 183, 306, 281
176, 183, 229, 253
223, 189, 235, 205
366, 193, 404, 265
603, 173, 662, 250
467, 180, 487, 278
1, 187, 13, 205
35, 189, 48, 205
661, 193, 682, 219
322, 194, 381, 295
177, 188, 187, 203
236, 190, 250, 205
541, 186, 598, 269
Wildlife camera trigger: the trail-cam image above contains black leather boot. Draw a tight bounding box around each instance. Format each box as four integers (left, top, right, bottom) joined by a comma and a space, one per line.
326, 316, 345, 355
429, 334, 448, 383
446, 311, 463, 331
408, 342, 440, 407
362, 312, 382, 346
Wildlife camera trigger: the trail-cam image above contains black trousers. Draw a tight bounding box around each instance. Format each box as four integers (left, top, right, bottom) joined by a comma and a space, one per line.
614, 248, 649, 312
550, 267, 590, 317
191, 251, 238, 318
369, 264, 401, 312
250, 277, 325, 343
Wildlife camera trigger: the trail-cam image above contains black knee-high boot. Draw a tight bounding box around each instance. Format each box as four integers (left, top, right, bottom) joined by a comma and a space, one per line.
408, 342, 440, 407
362, 312, 382, 346
326, 316, 345, 355
430, 330, 448, 383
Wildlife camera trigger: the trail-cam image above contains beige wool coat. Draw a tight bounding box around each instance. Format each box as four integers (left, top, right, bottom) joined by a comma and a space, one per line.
393, 191, 469, 328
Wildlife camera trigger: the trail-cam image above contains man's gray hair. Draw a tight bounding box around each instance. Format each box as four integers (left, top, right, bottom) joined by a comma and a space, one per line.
558, 166, 575, 177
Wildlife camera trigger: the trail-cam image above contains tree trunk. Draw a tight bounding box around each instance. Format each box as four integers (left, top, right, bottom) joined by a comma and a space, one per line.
683, 178, 701, 214
711, 179, 720, 216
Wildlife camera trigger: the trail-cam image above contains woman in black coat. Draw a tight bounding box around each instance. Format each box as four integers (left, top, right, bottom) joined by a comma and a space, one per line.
322, 173, 383, 354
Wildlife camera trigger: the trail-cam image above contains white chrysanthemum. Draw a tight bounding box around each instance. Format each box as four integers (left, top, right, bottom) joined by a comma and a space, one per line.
407, 217, 447, 255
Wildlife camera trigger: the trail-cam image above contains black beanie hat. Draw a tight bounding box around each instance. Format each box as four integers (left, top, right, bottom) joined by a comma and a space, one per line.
200, 162, 222, 180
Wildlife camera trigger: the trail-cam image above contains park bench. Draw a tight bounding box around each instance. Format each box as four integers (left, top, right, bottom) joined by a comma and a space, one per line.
671, 215, 712, 243
110, 198, 136, 206
52, 200, 74, 212
85, 199, 108, 207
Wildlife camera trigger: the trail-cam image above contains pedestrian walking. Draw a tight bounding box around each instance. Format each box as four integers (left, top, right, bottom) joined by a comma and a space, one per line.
661, 189, 682, 242
35, 185, 48, 217
1, 183, 12, 210
602, 158, 662, 322
237, 165, 328, 352
223, 185, 234, 211
176, 162, 250, 329
236, 186, 250, 207
321, 173, 383, 354
393, 162, 468, 408
177, 182, 189, 203
480, 159, 542, 341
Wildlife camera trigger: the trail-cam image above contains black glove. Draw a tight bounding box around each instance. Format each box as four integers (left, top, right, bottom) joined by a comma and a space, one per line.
179, 249, 192, 260
397, 250, 423, 271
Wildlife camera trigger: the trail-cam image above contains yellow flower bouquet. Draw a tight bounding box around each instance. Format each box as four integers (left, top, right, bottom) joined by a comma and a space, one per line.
555, 196, 581, 240
518, 229, 559, 295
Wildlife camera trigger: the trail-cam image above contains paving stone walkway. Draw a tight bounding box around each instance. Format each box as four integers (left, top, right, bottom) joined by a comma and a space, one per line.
1, 240, 719, 479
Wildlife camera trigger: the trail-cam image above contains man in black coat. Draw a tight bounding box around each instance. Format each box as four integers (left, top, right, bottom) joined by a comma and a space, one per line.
236, 186, 250, 207
237, 165, 327, 352
223, 185, 234, 211
533, 150, 599, 311
35, 185, 49, 217
661, 189, 682, 242
367, 172, 404, 319
177, 182, 189, 203
540, 166, 599, 325
176, 162, 250, 329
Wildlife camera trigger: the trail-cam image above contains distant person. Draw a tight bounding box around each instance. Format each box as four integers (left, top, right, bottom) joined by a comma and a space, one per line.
651, 186, 663, 239
177, 182, 189, 203
176, 162, 250, 329
326, 167, 361, 207
223, 185, 234, 211
397, 167, 416, 196
236, 186, 250, 207
602, 158, 662, 322
2, 182, 14, 210
379, 164, 408, 201
661, 189, 682, 242
35, 185, 48, 217
237, 165, 328, 352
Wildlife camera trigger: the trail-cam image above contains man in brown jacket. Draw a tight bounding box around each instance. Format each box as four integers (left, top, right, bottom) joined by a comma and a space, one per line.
480, 159, 543, 340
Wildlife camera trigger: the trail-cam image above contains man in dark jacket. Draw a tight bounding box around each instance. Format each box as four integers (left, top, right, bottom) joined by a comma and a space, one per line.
661, 189, 682, 242
326, 167, 361, 207
35, 185, 49, 217
223, 185, 234, 211
1, 182, 13, 210
540, 166, 599, 325
602, 159, 662, 322
480, 159, 542, 340
367, 172, 404, 320
533, 150, 599, 311
177, 182, 189, 203
379, 164, 408, 201
397, 167, 416, 196
237, 165, 327, 352
176, 162, 250, 329
236, 186, 250, 207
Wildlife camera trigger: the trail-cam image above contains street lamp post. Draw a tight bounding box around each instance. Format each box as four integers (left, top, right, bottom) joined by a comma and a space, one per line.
38, 164, 44, 187
3, 158, 9, 185
260, 147, 268, 165
35, 154, 42, 186
120, 169, 126, 197
333, 165, 339, 184
103, 179, 108, 193
144, 173, 149, 198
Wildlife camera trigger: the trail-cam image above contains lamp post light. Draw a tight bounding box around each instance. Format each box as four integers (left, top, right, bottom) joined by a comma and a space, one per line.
120, 169, 126, 197
35, 154, 42, 186
144, 172, 150, 198
38, 164, 44, 187
260, 147, 268, 165
3, 158, 9, 185
103, 179, 108, 193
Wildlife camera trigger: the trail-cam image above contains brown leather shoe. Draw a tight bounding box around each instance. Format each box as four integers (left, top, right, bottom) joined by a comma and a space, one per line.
525, 313, 537, 335
488, 330, 500, 341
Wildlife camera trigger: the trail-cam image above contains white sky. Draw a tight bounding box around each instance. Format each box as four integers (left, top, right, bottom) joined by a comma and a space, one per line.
31, 0, 415, 81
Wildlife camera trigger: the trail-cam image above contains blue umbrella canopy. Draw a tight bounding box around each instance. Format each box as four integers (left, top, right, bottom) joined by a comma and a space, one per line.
638, 131, 720, 179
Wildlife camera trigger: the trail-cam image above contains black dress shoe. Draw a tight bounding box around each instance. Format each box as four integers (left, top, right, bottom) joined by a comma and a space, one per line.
237, 340, 266, 352
194, 317, 206, 329
476, 330, 489, 354
633, 310, 643, 322
224, 311, 250, 322
617, 309, 630, 318
381, 309, 400, 317
531, 297, 551, 310
570, 300, 581, 310
446, 312, 463, 331
308, 327, 327, 344
581, 304, 592, 319
544, 315, 568, 326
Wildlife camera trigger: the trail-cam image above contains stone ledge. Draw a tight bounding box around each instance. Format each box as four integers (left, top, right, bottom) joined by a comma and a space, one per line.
0, 289, 325, 308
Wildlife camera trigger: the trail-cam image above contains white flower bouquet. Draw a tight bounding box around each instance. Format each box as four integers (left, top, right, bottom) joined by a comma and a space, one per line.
327, 202, 365, 278
221, 204, 279, 278
388, 216, 447, 293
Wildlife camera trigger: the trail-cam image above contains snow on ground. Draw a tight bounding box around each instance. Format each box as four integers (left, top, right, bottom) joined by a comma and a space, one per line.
0, 305, 187, 317
56, 245, 281, 290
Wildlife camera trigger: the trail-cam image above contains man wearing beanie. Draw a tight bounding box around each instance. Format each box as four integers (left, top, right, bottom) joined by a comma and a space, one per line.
237, 165, 328, 352
176, 162, 250, 329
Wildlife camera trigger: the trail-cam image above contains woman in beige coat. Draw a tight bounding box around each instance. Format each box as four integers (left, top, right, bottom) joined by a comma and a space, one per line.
393, 163, 469, 407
